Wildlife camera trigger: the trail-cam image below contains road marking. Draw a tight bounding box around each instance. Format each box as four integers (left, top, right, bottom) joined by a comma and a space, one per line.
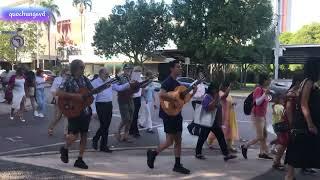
5, 136, 23, 142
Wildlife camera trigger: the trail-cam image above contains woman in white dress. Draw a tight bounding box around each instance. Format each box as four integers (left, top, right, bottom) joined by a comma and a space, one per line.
8, 67, 26, 122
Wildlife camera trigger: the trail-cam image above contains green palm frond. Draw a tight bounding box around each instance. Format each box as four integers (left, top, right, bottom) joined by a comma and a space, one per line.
72, 0, 92, 11
40, 0, 61, 25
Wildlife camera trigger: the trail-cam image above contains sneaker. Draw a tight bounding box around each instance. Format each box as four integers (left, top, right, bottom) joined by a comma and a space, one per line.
34, 111, 39, 117
147, 149, 157, 169
60, 146, 69, 163
301, 168, 317, 175
38, 113, 44, 118
173, 164, 191, 174
258, 153, 273, 160
100, 146, 113, 153
241, 145, 248, 159
195, 154, 206, 160
20, 118, 26, 122
74, 157, 88, 169
224, 154, 237, 161
10, 115, 14, 120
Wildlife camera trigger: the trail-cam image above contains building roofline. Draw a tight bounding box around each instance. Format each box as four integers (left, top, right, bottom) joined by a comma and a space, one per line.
281, 44, 320, 48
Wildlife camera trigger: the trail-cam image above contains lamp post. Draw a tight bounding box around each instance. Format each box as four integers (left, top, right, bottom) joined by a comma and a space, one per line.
274, 0, 281, 80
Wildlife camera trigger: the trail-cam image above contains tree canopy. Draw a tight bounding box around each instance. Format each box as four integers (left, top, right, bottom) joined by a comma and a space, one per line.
171, 0, 274, 64
92, 0, 171, 65
280, 23, 320, 44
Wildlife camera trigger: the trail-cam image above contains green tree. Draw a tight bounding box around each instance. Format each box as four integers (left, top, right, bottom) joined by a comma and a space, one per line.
0, 21, 45, 65
171, 0, 273, 80
92, 0, 171, 65
172, 0, 272, 63
279, 32, 293, 44
40, 0, 61, 63
279, 23, 320, 44
72, 0, 92, 44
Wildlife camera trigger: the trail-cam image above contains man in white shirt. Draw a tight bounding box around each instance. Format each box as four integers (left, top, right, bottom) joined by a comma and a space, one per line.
48, 68, 70, 136
91, 67, 131, 152
129, 66, 143, 138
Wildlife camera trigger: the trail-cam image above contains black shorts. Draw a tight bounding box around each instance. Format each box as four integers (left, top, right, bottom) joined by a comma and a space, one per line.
162, 116, 183, 134
68, 113, 91, 134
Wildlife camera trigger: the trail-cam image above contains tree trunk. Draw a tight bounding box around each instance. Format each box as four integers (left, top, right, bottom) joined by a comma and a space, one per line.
48, 23, 51, 70
243, 64, 249, 88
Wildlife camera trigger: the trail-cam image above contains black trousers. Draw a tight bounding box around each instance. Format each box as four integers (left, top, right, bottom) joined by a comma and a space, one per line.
93, 102, 113, 147
129, 97, 142, 135
195, 124, 229, 156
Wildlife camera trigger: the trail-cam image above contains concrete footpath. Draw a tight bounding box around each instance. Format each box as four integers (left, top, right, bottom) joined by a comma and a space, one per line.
1, 148, 319, 180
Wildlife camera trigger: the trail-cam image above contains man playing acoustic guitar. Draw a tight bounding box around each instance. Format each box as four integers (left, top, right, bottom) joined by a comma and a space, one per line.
56, 60, 94, 169
147, 60, 197, 174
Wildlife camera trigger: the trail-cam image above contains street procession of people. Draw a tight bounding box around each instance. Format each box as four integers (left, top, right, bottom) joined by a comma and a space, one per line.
0, 58, 319, 180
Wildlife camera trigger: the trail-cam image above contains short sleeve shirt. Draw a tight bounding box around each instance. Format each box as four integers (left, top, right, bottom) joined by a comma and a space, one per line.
252, 86, 268, 117
159, 76, 182, 119
59, 75, 93, 116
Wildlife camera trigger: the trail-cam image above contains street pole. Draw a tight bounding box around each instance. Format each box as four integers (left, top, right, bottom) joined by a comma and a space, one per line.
274, 0, 281, 80
36, 23, 39, 69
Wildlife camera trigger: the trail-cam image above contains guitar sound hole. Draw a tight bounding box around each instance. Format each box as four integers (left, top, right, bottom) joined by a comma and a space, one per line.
64, 104, 72, 110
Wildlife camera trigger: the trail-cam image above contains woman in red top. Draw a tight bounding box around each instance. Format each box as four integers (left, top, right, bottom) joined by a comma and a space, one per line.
241, 74, 273, 160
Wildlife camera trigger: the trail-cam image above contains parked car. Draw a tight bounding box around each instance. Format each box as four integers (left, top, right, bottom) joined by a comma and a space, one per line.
43, 70, 56, 83
270, 79, 292, 96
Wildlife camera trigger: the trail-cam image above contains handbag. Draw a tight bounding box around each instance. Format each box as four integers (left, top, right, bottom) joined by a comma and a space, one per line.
273, 121, 289, 133
193, 104, 216, 128
187, 122, 203, 136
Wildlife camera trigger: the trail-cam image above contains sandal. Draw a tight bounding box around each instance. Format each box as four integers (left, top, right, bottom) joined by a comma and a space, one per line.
195, 154, 206, 160
48, 129, 53, 136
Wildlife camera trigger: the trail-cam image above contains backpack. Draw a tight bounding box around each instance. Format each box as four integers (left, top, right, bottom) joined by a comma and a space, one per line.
243, 92, 254, 115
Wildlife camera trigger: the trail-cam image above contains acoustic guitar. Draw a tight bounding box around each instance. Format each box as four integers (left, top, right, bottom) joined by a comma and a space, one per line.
58, 77, 119, 118
160, 76, 205, 116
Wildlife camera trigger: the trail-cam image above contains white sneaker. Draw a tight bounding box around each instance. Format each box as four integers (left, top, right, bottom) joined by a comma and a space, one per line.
34, 111, 39, 117
38, 113, 44, 118
20, 119, 26, 122
10, 115, 14, 120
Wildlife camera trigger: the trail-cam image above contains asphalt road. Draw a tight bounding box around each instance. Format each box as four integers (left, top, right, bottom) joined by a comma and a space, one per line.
0, 89, 276, 157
